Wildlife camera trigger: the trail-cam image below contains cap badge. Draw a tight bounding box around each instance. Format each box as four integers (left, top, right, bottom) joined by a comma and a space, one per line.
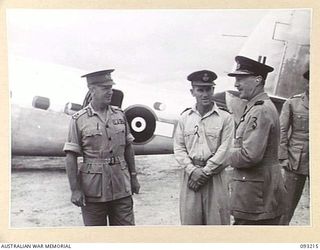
202, 73, 210, 82
236, 63, 241, 70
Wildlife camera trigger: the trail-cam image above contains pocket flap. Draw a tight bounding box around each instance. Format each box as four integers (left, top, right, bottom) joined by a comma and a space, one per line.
232, 168, 264, 182
80, 163, 103, 173
83, 129, 102, 137
289, 144, 303, 151
184, 131, 194, 137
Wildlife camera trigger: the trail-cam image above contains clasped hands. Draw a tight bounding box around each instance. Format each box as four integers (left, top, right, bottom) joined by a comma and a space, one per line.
188, 167, 210, 192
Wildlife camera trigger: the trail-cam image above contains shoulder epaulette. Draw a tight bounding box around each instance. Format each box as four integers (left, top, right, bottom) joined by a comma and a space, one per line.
111, 105, 124, 112
72, 108, 89, 120
218, 106, 231, 114
180, 107, 191, 115
254, 100, 264, 106
291, 94, 302, 99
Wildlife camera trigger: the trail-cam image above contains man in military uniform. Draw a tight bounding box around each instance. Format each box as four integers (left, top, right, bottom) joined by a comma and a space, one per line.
279, 70, 309, 225
228, 56, 286, 225
63, 69, 140, 226
174, 70, 233, 225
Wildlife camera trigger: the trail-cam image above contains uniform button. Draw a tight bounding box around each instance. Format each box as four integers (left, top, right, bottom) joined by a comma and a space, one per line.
110, 150, 113, 154
106, 125, 109, 128
242, 176, 245, 180
109, 137, 112, 140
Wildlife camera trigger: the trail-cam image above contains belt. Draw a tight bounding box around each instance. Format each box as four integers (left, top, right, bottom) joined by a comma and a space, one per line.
192, 158, 207, 167
291, 134, 309, 141
83, 156, 123, 165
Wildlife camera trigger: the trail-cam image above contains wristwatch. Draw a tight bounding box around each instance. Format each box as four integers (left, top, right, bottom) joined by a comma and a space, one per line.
130, 172, 137, 176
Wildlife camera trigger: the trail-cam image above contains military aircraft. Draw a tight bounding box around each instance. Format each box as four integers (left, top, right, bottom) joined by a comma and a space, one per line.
10, 9, 310, 157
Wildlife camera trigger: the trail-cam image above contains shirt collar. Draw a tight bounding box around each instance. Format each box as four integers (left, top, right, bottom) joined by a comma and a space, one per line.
88, 103, 114, 115
189, 102, 221, 117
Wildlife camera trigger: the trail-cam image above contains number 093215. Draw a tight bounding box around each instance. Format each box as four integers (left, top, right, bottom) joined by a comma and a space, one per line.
300, 244, 319, 249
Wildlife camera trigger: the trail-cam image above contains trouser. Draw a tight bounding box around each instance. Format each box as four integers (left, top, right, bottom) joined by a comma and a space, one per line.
81, 196, 135, 226
234, 216, 281, 225
279, 170, 308, 225
180, 170, 230, 225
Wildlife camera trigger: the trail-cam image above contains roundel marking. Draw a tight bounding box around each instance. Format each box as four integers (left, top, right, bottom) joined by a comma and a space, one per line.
131, 117, 147, 132
124, 105, 157, 144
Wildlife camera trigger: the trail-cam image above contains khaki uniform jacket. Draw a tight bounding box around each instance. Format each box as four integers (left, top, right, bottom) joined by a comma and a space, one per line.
174, 103, 233, 224
63, 104, 134, 202
174, 103, 233, 176
278, 92, 309, 176
230, 92, 286, 221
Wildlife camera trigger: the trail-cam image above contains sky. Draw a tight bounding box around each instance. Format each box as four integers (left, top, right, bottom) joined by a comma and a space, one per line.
6, 9, 268, 110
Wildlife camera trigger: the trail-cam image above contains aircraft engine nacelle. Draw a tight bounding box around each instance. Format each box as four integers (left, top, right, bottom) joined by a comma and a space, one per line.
64, 102, 82, 115
124, 105, 157, 144
32, 96, 50, 110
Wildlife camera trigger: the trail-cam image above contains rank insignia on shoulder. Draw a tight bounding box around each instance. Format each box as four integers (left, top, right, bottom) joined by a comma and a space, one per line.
218, 106, 231, 113
72, 108, 88, 120
180, 107, 191, 115
292, 94, 302, 99
112, 106, 124, 112
71, 113, 79, 120
254, 100, 264, 106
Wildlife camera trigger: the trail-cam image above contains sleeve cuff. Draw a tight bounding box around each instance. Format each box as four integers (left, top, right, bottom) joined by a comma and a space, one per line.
185, 164, 196, 176
203, 163, 224, 176
63, 142, 82, 155
126, 133, 135, 144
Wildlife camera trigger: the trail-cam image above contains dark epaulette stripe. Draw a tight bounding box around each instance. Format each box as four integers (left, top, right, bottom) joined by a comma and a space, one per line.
254, 100, 264, 106
180, 107, 191, 115
218, 107, 231, 114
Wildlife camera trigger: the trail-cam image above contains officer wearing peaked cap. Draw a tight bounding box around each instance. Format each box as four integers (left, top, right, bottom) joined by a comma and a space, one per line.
228, 56, 274, 80
187, 70, 217, 86
63, 69, 140, 226
174, 69, 233, 225
228, 56, 286, 225
82, 69, 115, 86
279, 69, 309, 225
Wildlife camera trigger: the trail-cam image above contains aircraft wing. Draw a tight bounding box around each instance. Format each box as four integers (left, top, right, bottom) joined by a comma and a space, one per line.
11, 88, 178, 156
11, 88, 287, 157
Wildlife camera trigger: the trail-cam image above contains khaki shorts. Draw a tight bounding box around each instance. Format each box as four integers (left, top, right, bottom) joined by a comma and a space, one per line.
81, 196, 135, 226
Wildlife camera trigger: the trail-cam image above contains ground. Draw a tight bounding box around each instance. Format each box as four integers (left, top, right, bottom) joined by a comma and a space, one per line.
11, 155, 309, 227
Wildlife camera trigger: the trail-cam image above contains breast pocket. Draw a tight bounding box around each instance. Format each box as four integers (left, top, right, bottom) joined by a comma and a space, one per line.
183, 130, 194, 138
82, 129, 103, 150
79, 163, 103, 198
205, 126, 222, 150
114, 125, 126, 146
293, 113, 308, 131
